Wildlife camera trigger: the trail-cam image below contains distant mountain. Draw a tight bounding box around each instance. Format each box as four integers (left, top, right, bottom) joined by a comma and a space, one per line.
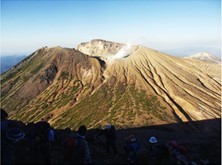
1, 55, 27, 73
184, 52, 221, 64
1, 40, 221, 130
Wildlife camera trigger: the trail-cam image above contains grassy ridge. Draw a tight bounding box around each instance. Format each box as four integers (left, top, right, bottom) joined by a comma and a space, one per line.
51, 80, 174, 130
1, 51, 47, 113
8, 76, 175, 130
1, 47, 178, 130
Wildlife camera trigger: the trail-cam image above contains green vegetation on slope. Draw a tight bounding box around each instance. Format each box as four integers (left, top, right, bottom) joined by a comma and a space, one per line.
0, 51, 48, 113
52, 80, 174, 130
8, 76, 174, 130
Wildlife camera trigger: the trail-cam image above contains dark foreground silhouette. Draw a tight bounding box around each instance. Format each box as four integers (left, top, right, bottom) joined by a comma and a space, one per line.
1, 109, 221, 165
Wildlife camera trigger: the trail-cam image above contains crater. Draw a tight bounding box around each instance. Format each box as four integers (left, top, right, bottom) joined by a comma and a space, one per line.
77, 39, 139, 61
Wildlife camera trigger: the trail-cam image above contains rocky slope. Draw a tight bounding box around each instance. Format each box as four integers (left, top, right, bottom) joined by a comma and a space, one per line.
77, 39, 138, 60
1, 40, 221, 130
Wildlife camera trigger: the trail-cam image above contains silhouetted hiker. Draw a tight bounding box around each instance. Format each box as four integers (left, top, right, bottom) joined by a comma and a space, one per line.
48, 126, 55, 145
145, 136, 168, 164
63, 129, 75, 162
55, 127, 72, 145
35, 121, 51, 164
2, 127, 36, 164
167, 140, 191, 165
1, 109, 26, 132
25, 122, 36, 141
70, 125, 91, 164
102, 124, 118, 155
1, 109, 9, 148
1, 108, 8, 121
1, 110, 27, 161
124, 134, 140, 164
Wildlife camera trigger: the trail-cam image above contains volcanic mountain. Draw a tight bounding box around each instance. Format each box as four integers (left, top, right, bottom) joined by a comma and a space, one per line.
184, 52, 221, 64
1, 39, 221, 130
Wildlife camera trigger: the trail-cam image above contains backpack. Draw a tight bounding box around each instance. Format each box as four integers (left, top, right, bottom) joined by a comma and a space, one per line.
64, 136, 78, 161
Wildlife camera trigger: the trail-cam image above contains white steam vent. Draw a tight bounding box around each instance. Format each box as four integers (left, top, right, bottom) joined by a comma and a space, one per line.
112, 43, 132, 59
106, 43, 134, 62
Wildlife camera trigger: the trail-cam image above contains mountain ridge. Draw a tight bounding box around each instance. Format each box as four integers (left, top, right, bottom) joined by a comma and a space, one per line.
1, 40, 221, 130
184, 52, 221, 64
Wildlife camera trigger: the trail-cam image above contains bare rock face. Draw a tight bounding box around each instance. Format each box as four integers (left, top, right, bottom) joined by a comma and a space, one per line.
77, 39, 124, 56
76, 39, 139, 61
1, 40, 221, 131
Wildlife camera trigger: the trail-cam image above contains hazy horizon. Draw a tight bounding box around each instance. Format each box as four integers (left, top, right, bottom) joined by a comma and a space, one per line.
1, 43, 221, 59
1, 0, 221, 57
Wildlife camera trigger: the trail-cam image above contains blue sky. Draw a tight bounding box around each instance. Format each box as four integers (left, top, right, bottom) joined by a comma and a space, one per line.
1, 0, 221, 57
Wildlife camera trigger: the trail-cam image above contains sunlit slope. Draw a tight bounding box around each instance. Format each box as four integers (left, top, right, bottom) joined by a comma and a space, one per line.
1, 45, 220, 130
124, 47, 221, 121
1, 47, 103, 120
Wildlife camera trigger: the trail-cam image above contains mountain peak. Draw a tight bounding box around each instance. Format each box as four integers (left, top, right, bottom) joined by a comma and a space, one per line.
76, 39, 139, 61
184, 52, 221, 64
1, 40, 221, 131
